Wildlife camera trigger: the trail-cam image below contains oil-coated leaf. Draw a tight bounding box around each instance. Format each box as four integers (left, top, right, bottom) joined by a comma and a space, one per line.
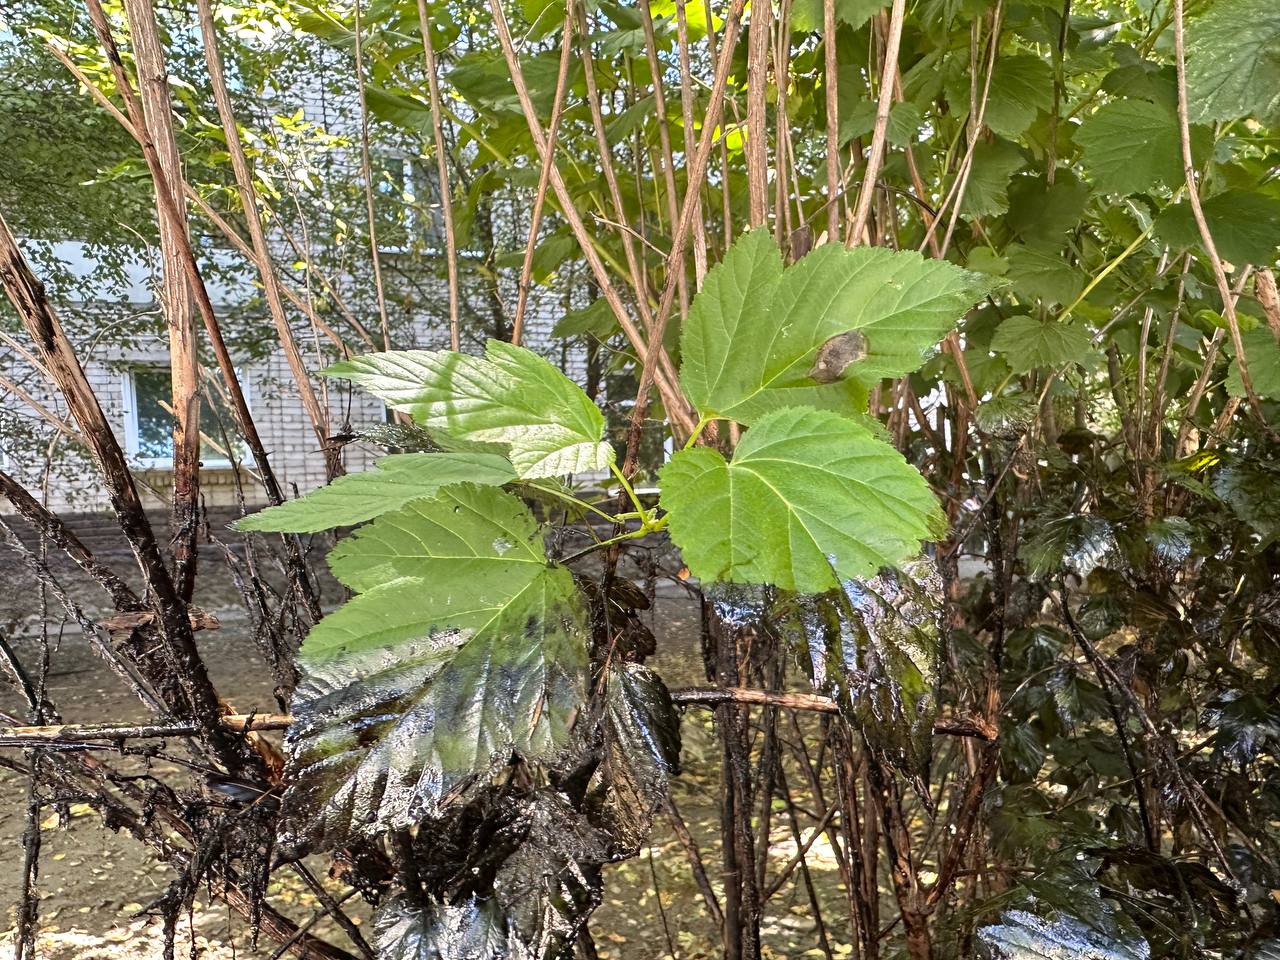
325, 340, 612, 478
233, 453, 515, 533
801, 561, 943, 782
281, 487, 588, 851
375, 892, 508, 960
659, 407, 946, 591
592, 664, 681, 847
679, 230, 992, 424
1185, 0, 1280, 124
979, 908, 1150, 960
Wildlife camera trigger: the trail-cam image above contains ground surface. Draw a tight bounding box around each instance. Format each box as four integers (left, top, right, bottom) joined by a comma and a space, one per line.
0, 535, 849, 959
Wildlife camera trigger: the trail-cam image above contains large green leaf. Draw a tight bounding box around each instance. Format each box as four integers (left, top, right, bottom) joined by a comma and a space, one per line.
327, 483, 545, 593
1185, 0, 1280, 125
678, 230, 992, 424
1005, 244, 1086, 306
960, 138, 1026, 218
1075, 99, 1188, 195
233, 453, 515, 533
325, 340, 612, 479
985, 56, 1055, 138
990, 315, 1092, 373
1154, 190, 1280, 266
281, 487, 588, 851
659, 407, 945, 591
1226, 327, 1280, 399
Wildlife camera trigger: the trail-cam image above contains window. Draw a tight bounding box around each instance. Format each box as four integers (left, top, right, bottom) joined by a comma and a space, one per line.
374, 155, 446, 253
121, 367, 244, 469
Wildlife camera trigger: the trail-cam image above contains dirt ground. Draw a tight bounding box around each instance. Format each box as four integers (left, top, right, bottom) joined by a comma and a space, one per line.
0, 538, 850, 960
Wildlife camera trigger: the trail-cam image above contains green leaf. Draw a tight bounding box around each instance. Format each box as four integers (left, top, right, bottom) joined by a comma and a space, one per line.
1227, 327, 1280, 399
1214, 458, 1280, 542
282, 488, 588, 850
790, 0, 885, 32
1154, 190, 1280, 266
325, 341, 613, 479
659, 407, 945, 591
326, 484, 546, 593
1075, 99, 1188, 195
1005, 172, 1090, 249
984, 56, 1055, 138
233, 453, 515, 533
990, 315, 1092, 373
1005, 244, 1086, 306
1185, 0, 1280, 125
678, 230, 993, 423
960, 138, 1026, 218
362, 85, 433, 133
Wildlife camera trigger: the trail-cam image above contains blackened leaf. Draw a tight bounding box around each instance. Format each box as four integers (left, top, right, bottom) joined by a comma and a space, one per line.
282, 487, 588, 852
1203, 691, 1280, 766
593, 664, 681, 848
805, 561, 942, 782
979, 908, 1150, 960
1214, 459, 1280, 543
1023, 515, 1120, 578
492, 793, 612, 955
375, 892, 509, 960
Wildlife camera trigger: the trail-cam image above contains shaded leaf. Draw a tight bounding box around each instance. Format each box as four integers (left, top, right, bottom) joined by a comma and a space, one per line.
325, 341, 612, 478
985, 56, 1055, 138
234, 453, 515, 533
961, 138, 1026, 218
1214, 459, 1280, 542
990, 315, 1092, 373
1006, 244, 1086, 306
660, 407, 946, 591
1155, 190, 1280, 266
1203, 690, 1280, 766
1075, 99, 1191, 195
1227, 327, 1280, 399
1185, 0, 1280, 124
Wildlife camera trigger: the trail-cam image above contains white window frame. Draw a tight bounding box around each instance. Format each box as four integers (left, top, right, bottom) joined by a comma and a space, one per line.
120, 365, 243, 471
375, 154, 446, 256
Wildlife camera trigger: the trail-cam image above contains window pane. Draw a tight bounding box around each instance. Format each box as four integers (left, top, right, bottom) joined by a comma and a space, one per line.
133, 369, 175, 460
131, 368, 242, 464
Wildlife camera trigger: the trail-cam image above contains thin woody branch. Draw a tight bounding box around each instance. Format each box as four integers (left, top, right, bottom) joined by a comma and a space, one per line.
0, 693, 997, 748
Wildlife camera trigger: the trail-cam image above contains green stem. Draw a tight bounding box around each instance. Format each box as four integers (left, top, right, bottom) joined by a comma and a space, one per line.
560, 526, 650, 565
521, 481, 620, 523
610, 461, 646, 516
1055, 210, 1158, 324
683, 415, 715, 449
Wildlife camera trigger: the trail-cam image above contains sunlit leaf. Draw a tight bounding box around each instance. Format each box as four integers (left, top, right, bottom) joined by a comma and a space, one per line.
325, 341, 613, 479
1075, 99, 1191, 195
660, 407, 946, 591
234, 453, 515, 533
1155, 190, 1280, 266
678, 230, 992, 424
